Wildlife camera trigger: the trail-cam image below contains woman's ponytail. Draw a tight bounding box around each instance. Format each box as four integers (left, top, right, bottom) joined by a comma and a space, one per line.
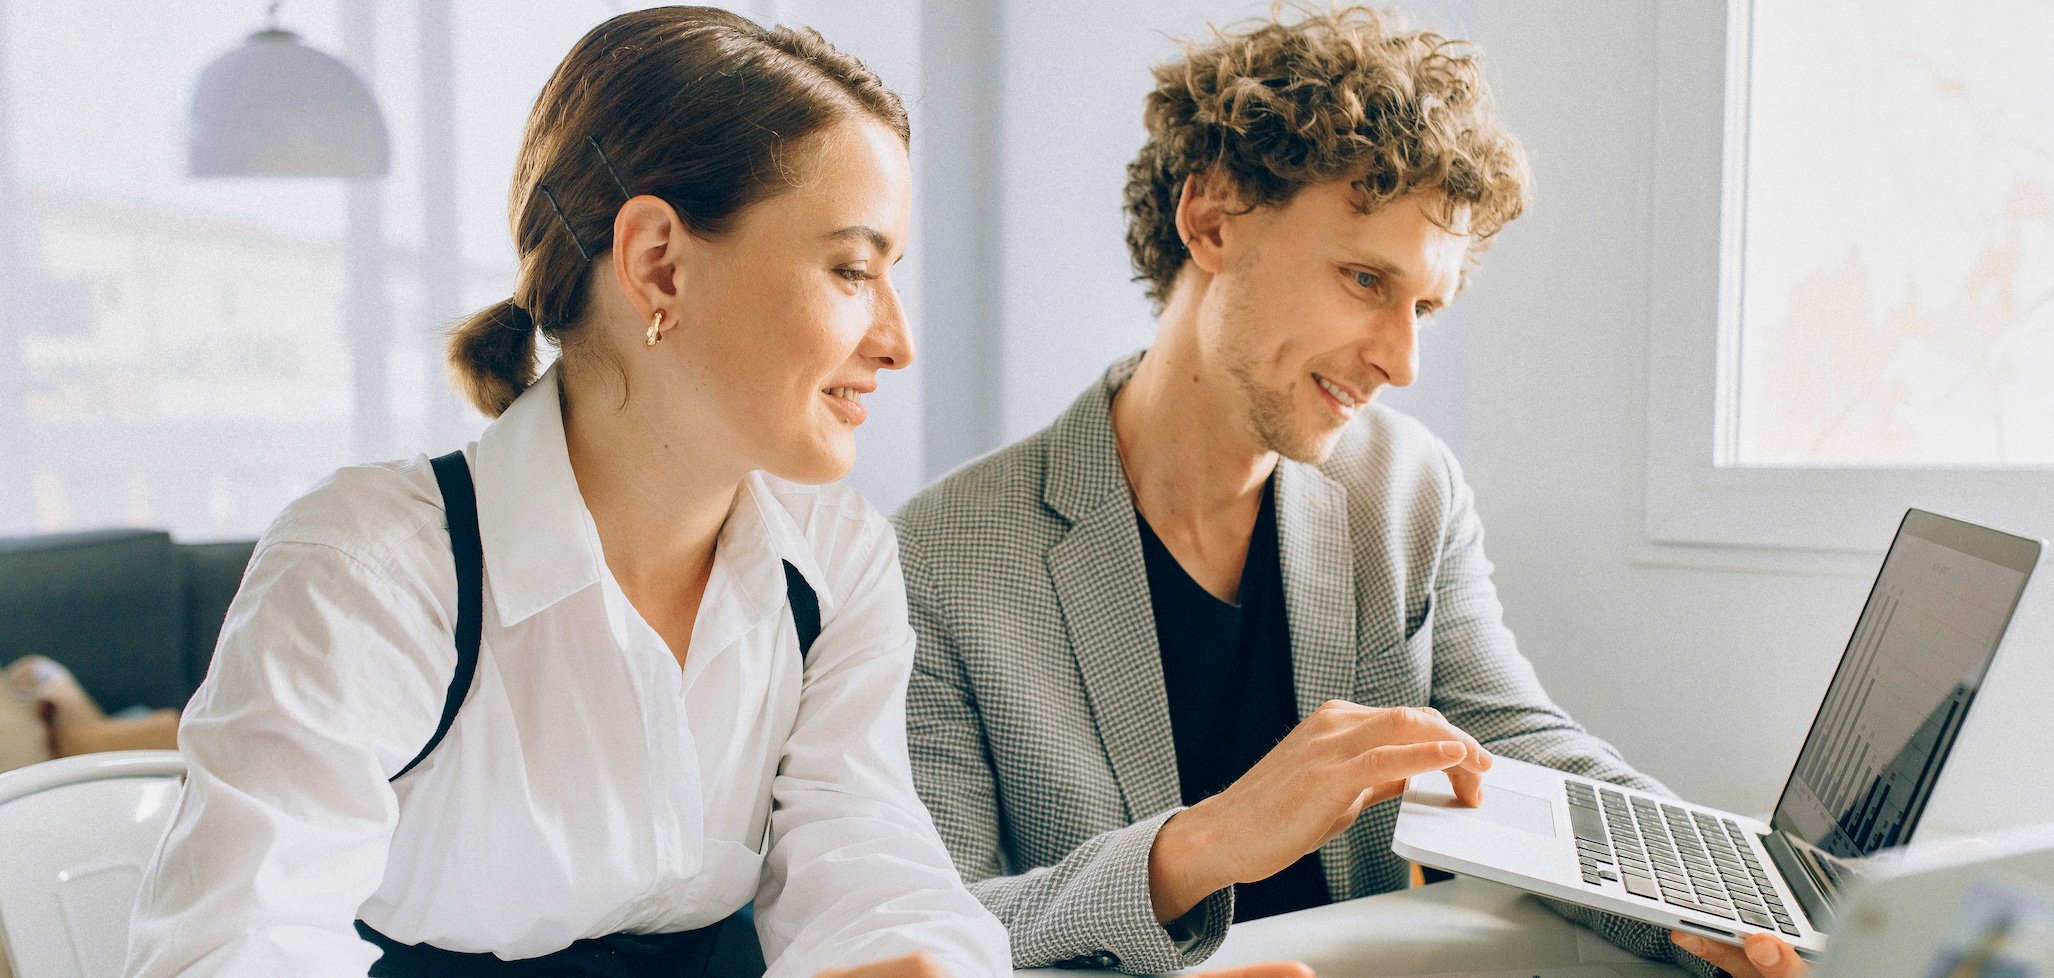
446, 299, 539, 418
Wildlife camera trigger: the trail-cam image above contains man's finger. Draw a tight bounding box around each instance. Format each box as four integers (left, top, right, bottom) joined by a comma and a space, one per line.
1417, 707, 1492, 769
1357, 740, 1467, 785
1672, 931, 1749, 974
1672, 931, 1808, 978
1445, 758, 1486, 806
1345, 786, 1381, 820
1193, 962, 1316, 978
1740, 933, 1807, 977
1345, 707, 1490, 770
1368, 781, 1406, 806
1465, 739, 1494, 772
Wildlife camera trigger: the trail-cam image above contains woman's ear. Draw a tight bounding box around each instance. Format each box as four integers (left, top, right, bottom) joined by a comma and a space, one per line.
1174, 171, 1244, 277
610, 195, 691, 335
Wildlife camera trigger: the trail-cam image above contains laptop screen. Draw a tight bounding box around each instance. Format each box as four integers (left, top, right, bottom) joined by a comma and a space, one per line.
1770, 509, 2041, 859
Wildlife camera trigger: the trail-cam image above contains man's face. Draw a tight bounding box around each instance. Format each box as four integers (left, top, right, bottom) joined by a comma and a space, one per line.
1199, 183, 1469, 463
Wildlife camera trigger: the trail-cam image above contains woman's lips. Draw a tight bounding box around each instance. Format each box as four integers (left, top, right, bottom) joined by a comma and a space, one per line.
822, 386, 868, 425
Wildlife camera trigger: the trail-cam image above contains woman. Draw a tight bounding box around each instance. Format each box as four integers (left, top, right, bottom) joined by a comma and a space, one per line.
123, 8, 1001, 977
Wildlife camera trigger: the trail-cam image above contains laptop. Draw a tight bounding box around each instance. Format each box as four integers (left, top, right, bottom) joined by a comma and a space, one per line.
1392, 508, 2044, 957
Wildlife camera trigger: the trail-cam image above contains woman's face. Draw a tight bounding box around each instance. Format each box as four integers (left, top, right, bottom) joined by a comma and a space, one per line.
670, 118, 914, 484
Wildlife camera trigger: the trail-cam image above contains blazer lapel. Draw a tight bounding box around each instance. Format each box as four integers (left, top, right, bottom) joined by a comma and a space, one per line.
1043, 353, 1183, 823
1049, 502, 1182, 823
1274, 459, 1360, 721
1275, 459, 1372, 900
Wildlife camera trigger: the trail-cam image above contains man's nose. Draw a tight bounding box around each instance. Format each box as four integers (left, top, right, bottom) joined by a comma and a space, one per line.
1369, 306, 1419, 388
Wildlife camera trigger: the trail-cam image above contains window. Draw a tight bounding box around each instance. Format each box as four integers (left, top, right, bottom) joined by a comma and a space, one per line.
1, 2, 482, 542
1736, 0, 2054, 467
1, 1, 925, 542
1644, 0, 2054, 556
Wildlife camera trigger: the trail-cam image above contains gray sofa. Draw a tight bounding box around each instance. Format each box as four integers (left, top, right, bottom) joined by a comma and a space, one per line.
0, 529, 255, 710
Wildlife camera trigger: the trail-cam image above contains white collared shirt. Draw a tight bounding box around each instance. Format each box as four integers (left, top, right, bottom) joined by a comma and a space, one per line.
124, 366, 1008, 978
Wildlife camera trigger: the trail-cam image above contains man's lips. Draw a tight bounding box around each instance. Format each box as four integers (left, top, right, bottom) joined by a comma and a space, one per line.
1312, 372, 1366, 416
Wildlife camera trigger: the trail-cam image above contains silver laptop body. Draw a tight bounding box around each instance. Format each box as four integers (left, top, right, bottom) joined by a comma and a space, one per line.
1392, 509, 2044, 956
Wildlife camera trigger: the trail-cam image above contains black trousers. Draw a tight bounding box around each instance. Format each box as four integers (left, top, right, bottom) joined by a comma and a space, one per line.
356, 921, 722, 978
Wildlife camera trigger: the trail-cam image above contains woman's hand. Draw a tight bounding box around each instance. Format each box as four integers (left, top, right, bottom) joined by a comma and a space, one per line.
1194, 963, 1316, 978
1672, 931, 1809, 978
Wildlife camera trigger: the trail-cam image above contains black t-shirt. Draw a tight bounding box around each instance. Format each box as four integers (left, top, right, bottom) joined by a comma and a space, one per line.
1136, 479, 1329, 922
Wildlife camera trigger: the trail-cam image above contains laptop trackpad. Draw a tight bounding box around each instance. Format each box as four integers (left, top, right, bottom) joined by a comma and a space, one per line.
1421, 783, 1557, 837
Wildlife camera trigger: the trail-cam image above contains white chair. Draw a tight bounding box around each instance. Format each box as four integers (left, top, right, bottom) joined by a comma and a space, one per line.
0, 750, 184, 978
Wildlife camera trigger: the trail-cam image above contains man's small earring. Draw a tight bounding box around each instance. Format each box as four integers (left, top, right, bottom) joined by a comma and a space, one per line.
645, 310, 664, 348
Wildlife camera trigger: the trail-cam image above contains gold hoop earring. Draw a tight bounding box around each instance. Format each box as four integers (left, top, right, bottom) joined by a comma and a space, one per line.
645, 309, 664, 348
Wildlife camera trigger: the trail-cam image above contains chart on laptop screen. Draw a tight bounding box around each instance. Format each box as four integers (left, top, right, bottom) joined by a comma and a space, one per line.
1773, 530, 2030, 860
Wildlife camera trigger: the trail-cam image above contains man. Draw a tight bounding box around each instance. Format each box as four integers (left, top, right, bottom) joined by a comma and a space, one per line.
894, 7, 1804, 978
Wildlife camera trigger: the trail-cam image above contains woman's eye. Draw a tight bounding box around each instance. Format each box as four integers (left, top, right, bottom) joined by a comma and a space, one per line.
1416, 304, 1436, 320
835, 266, 872, 283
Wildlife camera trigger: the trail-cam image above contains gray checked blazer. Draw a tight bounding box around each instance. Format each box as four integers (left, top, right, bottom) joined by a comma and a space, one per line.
893, 352, 1719, 976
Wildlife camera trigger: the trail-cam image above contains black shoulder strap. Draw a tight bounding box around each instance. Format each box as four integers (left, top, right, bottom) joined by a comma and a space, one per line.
391, 458, 815, 782
391, 451, 483, 782
781, 560, 821, 659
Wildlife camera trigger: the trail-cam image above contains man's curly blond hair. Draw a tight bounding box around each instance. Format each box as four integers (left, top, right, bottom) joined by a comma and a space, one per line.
1124, 4, 1530, 309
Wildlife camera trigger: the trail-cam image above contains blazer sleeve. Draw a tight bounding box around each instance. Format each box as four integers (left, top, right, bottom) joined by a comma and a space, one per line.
897, 530, 1233, 974
1419, 445, 1723, 978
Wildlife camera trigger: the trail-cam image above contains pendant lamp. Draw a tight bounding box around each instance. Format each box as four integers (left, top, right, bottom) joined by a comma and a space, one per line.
187, 3, 390, 178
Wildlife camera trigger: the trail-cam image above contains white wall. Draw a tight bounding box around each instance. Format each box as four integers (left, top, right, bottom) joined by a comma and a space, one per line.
971, 0, 2054, 836
1460, 1, 2052, 834
767, 0, 931, 513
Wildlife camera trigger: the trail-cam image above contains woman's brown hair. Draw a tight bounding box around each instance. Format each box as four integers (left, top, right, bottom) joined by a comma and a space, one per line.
447, 6, 910, 417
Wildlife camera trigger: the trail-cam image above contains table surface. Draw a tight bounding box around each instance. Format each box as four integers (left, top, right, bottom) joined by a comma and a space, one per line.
1016, 877, 1690, 978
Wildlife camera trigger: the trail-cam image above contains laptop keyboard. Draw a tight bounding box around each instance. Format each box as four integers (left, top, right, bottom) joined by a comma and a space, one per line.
1565, 780, 1801, 936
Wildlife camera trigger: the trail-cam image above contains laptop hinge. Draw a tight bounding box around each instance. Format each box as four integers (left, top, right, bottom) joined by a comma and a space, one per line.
1762, 832, 1838, 932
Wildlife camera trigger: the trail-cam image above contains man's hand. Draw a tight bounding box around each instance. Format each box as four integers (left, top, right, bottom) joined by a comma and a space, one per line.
813, 952, 950, 978
1671, 931, 1809, 978
1148, 701, 1491, 922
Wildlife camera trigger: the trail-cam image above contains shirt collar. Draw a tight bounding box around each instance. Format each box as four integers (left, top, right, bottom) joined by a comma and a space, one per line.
470, 363, 835, 628
471, 362, 603, 627
718, 472, 838, 626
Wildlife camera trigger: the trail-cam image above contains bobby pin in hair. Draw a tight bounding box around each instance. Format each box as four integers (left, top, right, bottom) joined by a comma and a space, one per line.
589, 136, 632, 201
535, 184, 593, 263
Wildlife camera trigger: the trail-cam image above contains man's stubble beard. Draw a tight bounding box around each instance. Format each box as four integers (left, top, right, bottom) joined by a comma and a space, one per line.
1216, 288, 1341, 466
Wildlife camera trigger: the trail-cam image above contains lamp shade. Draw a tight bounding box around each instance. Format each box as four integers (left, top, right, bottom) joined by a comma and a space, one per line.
187, 28, 389, 178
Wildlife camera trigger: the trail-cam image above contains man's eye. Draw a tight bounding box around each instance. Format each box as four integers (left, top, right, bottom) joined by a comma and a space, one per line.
836, 267, 872, 282
1416, 304, 1436, 320
1352, 270, 1378, 290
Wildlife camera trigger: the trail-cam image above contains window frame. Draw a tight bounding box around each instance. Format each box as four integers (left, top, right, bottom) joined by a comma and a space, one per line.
1642, 0, 2054, 558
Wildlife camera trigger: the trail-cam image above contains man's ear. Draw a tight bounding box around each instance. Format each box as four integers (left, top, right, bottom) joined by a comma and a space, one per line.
610, 195, 691, 329
1173, 171, 1245, 277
